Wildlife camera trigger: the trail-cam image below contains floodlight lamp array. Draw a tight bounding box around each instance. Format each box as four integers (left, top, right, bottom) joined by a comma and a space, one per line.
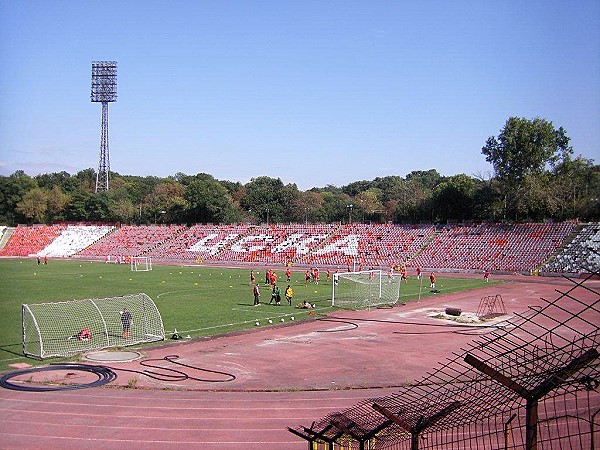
91, 61, 117, 103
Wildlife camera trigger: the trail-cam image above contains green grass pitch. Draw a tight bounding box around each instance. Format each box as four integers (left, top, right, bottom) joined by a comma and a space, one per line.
0, 259, 497, 372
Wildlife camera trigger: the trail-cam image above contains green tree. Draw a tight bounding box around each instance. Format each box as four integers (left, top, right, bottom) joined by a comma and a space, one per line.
0, 171, 38, 224
16, 188, 49, 223
315, 190, 353, 223
73, 168, 97, 193
405, 169, 443, 192
240, 176, 297, 224
551, 157, 600, 221
482, 117, 572, 181
471, 177, 502, 221
355, 189, 383, 222
34, 171, 73, 192
432, 174, 475, 222
371, 176, 414, 222
184, 176, 240, 224
342, 180, 373, 197
65, 190, 111, 222
290, 190, 324, 224
144, 181, 187, 224
517, 172, 559, 220
46, 185, 70, 222
482, 117, 573, 220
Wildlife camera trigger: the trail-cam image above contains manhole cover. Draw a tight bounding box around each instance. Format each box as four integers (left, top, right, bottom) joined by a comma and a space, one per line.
85, 351, 142, 362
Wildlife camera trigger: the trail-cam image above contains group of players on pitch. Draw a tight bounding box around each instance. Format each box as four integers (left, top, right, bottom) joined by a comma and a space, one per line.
250, 268, 315, 309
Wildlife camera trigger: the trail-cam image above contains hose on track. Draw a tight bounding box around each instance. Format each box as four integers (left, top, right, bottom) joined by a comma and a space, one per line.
0, 363, 117, 392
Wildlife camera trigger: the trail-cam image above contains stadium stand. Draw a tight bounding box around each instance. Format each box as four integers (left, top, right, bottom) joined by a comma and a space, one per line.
76, 224, 185, 261
36, 225, 115, 257
409, 222, 577, 273
144, 224, 252, 263
0, 222, 584, 274
218, 224, 338, 265
300, 223, 436, 270
0, 224, 66, 257
541, 222, 600, 273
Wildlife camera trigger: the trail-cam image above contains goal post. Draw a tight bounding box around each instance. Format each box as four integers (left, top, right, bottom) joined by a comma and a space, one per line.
130, 256, 152, 271
22, 293, 165, 359
332, 270, 401, 309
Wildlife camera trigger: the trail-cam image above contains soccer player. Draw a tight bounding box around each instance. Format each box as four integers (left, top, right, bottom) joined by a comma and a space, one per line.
253, 284, 260, 305
270, 271, 278, 286
285, 285, 294, 306
304, 269, 312, 286
429, 272, 436, 290
270, 284, 281, 305
120, 308, 132, 338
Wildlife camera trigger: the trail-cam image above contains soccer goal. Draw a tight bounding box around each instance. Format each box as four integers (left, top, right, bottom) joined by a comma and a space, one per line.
22, 293, 165, 359
332, 270, 401, 309
131, 256, 152, 271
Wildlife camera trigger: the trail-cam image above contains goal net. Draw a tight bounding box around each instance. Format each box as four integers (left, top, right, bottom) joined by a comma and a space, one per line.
22, 293, 165, 359
332, 270, 401, 309
131, 256, 152, 271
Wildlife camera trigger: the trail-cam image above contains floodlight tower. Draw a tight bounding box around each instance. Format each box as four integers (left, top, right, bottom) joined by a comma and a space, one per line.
91, 61, 117, 192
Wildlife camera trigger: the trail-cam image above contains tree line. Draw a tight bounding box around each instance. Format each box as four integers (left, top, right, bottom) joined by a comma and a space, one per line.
1, 117, 598, 226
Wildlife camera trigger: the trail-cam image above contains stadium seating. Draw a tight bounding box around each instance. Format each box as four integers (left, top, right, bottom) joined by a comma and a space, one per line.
77, 224, 185, 261
0, 221, 584, 274
541, 222, 600, 273
37, 225, 115, 257
216, 224, 338, 265
301, 223, 436, 270
144, 224, 252, 263
0, 224, 67, 257
410, 222, 577, 273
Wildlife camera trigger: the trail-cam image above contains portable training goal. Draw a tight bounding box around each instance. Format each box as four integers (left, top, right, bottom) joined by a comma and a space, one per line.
130, 256, 152, 271
332, 269, 401, 309
22, 293, 165, 359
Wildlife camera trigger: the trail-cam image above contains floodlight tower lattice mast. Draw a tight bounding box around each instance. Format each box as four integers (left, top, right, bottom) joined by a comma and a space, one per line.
91, 61, 117, 192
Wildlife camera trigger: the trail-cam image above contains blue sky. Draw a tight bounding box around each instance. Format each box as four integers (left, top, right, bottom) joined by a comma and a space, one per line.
1, 1, 598, 190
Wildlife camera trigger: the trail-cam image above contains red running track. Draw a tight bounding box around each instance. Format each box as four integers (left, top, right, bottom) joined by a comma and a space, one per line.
1, 275, 595, 449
